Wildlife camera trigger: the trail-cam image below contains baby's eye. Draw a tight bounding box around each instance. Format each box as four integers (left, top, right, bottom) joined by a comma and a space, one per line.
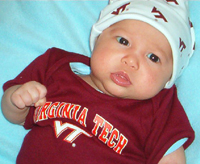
147, 53, 160, 63
117, 36, 129, 46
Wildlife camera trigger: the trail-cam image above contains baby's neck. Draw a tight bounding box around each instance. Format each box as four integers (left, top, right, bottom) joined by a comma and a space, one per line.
78, 75, 102, 92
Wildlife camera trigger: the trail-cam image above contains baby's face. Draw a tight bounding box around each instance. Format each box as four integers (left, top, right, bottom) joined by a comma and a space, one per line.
90, 20, 173, 100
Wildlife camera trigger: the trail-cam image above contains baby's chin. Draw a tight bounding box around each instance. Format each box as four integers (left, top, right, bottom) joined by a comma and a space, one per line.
103, 87, 136, 99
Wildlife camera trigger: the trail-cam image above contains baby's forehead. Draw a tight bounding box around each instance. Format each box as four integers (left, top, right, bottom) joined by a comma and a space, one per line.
105, 20, 168, 40
108, 19, 157, 30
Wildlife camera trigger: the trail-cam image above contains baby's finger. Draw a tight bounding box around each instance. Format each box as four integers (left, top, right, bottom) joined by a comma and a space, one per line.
22, 81, 47, 104
11, 90, 32, 109
11, 94, 25, 109
34, 83, 47, 99
34, 97, 47, 107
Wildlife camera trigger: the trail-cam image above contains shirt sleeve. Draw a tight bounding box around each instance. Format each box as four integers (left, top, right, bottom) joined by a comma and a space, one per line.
3, 47, 89, 92
3, 48, 55, 129
145, 86, 195, 164
3, 48, 52, 92
164, 138, 187, 156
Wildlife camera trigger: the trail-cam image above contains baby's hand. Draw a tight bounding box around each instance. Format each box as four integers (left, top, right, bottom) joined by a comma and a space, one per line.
11, 81, 47, 109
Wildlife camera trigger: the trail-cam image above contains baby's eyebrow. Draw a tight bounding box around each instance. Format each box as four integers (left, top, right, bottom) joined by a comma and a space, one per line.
109, 26, 127, 35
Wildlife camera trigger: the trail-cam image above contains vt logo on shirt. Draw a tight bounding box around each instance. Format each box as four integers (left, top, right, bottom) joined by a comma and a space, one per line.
34, 101, 128, 154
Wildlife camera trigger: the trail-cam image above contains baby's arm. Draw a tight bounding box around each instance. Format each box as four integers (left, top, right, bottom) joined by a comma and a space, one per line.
158, 146, 186, 164
1, 81, 47, 125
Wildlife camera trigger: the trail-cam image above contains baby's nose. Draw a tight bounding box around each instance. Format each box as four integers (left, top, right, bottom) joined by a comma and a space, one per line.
121, 55, 139, 70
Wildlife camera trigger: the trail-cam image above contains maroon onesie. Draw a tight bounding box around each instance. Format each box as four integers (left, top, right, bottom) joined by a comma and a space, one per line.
3, 48, 194, 164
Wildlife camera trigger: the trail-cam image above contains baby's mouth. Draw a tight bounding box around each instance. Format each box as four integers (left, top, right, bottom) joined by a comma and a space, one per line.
110, 72, 132, 87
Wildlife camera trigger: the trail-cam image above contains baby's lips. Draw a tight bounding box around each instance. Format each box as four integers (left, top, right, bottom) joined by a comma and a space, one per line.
110, 71, 132, 87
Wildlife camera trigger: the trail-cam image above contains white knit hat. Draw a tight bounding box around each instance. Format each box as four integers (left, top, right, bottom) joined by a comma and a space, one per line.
90, 0, 195, 88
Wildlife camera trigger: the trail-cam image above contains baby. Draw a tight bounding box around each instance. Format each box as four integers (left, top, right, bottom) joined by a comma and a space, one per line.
1, 0, 195, 163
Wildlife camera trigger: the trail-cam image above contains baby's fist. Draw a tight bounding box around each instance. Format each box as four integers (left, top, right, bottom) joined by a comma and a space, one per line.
11, 81, 47, 109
